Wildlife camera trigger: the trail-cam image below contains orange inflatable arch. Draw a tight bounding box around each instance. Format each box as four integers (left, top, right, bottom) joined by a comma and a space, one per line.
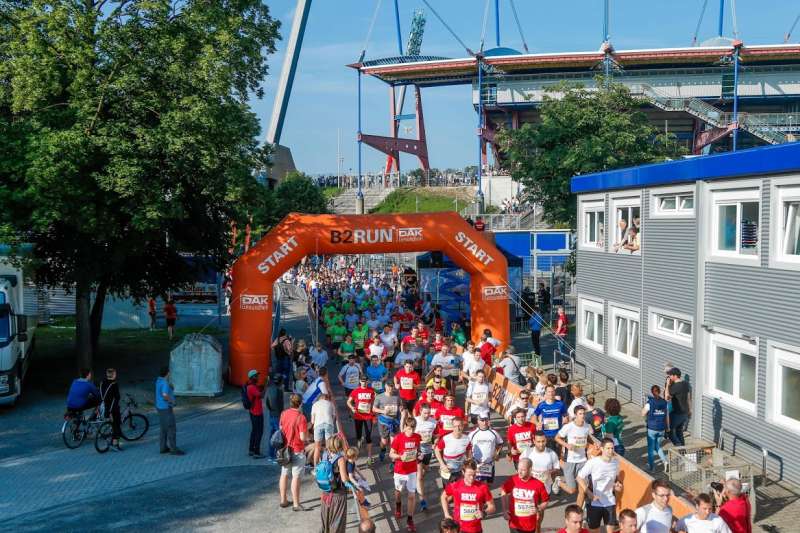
229, 212, 511, 385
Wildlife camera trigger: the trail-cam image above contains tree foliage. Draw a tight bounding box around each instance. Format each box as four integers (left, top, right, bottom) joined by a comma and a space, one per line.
497, 81, 685, 226
250, 171, 329, 236
0, 1, 280, 368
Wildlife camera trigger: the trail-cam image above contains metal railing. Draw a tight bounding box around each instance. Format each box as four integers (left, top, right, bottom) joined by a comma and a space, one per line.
319, 173, 477, 190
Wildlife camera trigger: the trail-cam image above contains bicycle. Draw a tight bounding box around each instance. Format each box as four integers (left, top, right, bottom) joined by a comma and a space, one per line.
95, 394, 150, 453
61, 408, 107, 451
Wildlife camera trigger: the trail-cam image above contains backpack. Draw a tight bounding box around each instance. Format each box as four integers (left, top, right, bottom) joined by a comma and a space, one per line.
316, 452, 342, 492
241, 385, 252, 410
270, 426, 286, 450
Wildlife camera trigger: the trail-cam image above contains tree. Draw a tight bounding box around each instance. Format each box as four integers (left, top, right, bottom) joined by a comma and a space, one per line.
250, 171, 329, 236
0, 1, 280, 369
497, 81, 685, 226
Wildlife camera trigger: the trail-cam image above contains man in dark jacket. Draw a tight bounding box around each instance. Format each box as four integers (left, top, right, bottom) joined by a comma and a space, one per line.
265, 374, 285, 462
100, 368, 122, 450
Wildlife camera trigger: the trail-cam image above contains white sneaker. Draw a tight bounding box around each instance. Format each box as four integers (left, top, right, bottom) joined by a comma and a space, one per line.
552, 476, 562, 495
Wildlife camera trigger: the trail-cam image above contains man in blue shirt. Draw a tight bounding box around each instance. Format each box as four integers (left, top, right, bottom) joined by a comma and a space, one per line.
66, 369, 101, 412
528, 308, 545, 356
533, 385, 568, 455
155, 366, 184, 455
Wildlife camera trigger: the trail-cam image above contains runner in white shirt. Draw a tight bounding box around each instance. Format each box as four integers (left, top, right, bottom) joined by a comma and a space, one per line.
434, 418, 472, 486
635, 479, 674, 533
380, 325, 398, 354
368, 338, 385, 360
460, 343, 485, 383
567, 384, 589, 420
414, 403, 438, 512
465, 370, 491, 424
520, 432, 561, 529
554, 405, 592, 496
676, 493, 732, 533
578, 438, 622, 533
467, 415, 503, 485
338, 354, 362, 397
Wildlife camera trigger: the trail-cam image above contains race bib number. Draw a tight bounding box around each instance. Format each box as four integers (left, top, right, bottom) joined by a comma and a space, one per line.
543, 417, 559, 431
472, 392, 487, 403
357, 401, 371, 414
419, 430, 433, 444
401, 448, 417, 462
517, 439, 531, 451
572, 435, 587, 448
347, 373, 359, 386
372, 381, 383, 390
514, 500, 536, 517
532, 470, 548, 482
459, 503, 479, 521
441, 416, 455, 431
478, 462, 494, 476
384, 404, 397, 416
400, 377, 413, 390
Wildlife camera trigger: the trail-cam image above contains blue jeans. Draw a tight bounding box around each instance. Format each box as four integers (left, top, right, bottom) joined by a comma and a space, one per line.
669, 412, 689, 446
275, 357, 292, 391
647, 428, 668, 469
265, 414, 280, 459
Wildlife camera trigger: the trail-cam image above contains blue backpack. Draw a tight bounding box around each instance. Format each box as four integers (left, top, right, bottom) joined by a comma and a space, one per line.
315, 452, 342, 492
241, 385, 252, 410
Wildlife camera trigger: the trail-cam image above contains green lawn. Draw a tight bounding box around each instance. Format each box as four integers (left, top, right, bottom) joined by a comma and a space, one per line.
321, 186, 342, 201
369, 187, 466, 214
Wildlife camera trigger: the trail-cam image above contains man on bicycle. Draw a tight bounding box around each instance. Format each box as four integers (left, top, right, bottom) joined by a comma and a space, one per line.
67, 368, 101, 416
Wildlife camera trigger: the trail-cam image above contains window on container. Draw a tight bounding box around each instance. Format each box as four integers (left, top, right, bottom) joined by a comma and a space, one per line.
712, 338, 757, 407
582, 206, 605, 249
657, 193, 694, 214
613, 203, 641, 254
782, 200, 800, 256
580, 301, 604, 349
612, 308, 640, 362
716, 200, 759, 255
780, 364, 800, 423
655, 313, 692, 339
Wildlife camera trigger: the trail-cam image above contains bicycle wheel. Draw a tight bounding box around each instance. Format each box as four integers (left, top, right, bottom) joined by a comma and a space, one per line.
94, 422, 113, 453
121, 413, 149, 441
62, 418, 86, 449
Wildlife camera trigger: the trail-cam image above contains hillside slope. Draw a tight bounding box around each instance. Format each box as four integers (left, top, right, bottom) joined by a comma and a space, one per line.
369, 187, 476, 214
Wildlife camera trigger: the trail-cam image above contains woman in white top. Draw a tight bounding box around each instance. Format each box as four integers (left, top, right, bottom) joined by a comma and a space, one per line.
567, 383, 589, 420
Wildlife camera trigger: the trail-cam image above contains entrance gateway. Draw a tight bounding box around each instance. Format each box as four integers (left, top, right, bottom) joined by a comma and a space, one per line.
229, 212, 510, 385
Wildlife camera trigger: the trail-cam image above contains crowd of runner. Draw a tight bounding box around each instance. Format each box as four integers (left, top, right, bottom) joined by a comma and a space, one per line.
262, 258, 748, 533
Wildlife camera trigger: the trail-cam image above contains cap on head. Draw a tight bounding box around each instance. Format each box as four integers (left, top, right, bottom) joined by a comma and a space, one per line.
247, 369, 259, 379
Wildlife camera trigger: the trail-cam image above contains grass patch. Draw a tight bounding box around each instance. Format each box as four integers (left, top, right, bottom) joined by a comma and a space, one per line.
369, 187, 469, 214
321, 187, 342, 201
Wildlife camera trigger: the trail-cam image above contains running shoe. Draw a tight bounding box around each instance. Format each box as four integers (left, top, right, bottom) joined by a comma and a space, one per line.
418, 499, 427, 511
406, 517, 416, 532
552, 475, 562, 495
395, 504, 402, 519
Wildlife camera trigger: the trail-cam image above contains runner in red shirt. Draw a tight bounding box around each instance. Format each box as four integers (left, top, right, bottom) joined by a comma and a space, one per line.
501, 457, 550, 533
441, 459, 495, 533
414, 387, 443, 418
394, 361, 421, 418
390, 417, 422, 532
429, 374, 450, 404
347, 376, 376, 462
557, 504, 590, 533
478, 337, 496, 367
163, 299, 178, 340
507, 408, 536, 466
436, 394, 466, 438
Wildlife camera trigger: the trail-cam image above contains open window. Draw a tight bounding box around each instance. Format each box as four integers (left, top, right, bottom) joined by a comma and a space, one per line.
610, 195, 641, 255
709, 332, 757, 413
770, 180, 800, 271
710, 187, 760, 262
579, 199, 605, 251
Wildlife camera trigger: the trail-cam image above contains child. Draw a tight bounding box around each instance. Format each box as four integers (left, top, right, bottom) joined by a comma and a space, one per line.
346, 447, 371, 507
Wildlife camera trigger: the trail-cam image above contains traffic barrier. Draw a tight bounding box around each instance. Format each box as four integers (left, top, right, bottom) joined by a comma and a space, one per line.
486, 365, 694, 516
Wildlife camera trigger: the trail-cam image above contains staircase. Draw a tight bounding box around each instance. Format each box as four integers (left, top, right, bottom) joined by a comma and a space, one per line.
629, 83, 791, 145
330, 187, 395, 214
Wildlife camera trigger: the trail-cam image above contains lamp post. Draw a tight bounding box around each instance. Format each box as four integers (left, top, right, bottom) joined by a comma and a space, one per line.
356, 69, 365, 214
476, 58, 485, 213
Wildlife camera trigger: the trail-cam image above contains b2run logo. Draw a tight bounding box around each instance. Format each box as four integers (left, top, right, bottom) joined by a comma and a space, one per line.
330, 227, 422, 244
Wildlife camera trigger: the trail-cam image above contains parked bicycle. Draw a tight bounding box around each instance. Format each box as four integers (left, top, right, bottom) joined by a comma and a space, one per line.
61, 408, 107, 452
95, 394, 150, 453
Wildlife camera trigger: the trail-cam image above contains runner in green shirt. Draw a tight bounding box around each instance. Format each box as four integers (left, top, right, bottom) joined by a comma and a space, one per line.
352, 319, 369, 358
338, 334, 356, 361
450, 323, 467, 347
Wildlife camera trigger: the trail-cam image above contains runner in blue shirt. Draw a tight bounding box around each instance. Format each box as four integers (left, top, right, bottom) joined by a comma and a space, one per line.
534, 384, 568, 455
365, 355, 388, 393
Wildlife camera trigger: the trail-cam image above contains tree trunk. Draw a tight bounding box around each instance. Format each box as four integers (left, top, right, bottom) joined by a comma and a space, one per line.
90, 281, 108, 357
75, 279, 93, 372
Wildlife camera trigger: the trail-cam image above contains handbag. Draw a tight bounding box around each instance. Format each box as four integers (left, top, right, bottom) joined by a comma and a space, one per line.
276, 445, 292, 466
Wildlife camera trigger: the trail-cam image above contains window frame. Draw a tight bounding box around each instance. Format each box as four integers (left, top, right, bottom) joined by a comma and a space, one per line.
767, 341, 800, 434
769, 178, 800, 272
650, 185, 696, 219
608, 304, 640, 367
578, 195, 606, 252
609, 194, 642, 256
647, 307, 693, 348
709, 185, 761, 265
708, 331, 758, 414
577, 297, 604, 352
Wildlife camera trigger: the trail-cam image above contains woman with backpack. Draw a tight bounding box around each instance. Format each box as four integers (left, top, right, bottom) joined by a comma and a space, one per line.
319, 434, 350, 533
100, 368, 122, 451
642, 384, 670, 472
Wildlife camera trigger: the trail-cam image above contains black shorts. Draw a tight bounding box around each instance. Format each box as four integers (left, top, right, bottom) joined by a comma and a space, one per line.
475, 464, 495, 484
586, 505, 618, 529
442, 470, 463, 486
356, 348, 365, 358
166, 318, 176, 327
354, 419, 373, 443
401, 398, 416, 412
419, 452, 432, 466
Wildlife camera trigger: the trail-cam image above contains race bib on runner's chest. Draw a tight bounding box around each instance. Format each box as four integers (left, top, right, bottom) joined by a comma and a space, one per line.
347, 373, 359, 386
572, 435, 587, 448
543, 417, 559, 431
441, 416, 455, 431
419, 430, 433, 444
514, 500, 535, 517
517, 439, 531, 451
532, 470, 548, 482
357, 401, 371, 414
401, 448, 417, 462
459, 503, 479, 521
472, 392, 487, 403
384, 404, 397, 416
372, 381, 383, 390
478, 462, 493, 476
400, 377, 413, 389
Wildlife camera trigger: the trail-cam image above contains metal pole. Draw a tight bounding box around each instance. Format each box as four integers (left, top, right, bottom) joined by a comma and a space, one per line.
476, 60, 485, 212
732, 45, 740, 151
393, 0, 403, 53
357, 70, 364, 214
495, 0, 500, 47
718, 0, 725, 37
603, 0, 611, 79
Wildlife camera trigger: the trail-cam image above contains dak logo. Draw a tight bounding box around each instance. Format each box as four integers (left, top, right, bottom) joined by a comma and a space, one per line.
482, 285, 508, 300
398, 227, 423, 242
241, 294, 269, 311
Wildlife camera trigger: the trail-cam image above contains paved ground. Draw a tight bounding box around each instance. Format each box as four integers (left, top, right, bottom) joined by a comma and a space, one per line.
1, 298, 796, 531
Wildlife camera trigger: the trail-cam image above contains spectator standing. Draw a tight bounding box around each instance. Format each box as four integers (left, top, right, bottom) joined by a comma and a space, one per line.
279, 393, 310, 512
642, 385, 670, 472
147, 297, 157, 330
311, 392, 338, 465
319, 435, 349, 533
676, 493, 732, 533
474, 217, 485, 231
272, 329, 293, 392
603, 398, 625, 456
528, 309, 544, 356
577, 438, 622, 533
635, 480, 673, 533
310, 340, 329, 368
554, 370, 573, 406
553, 307, 568, 353
497, 347, 523, 387
100, 368, 122, 451
245, 370, 265, 459
717, 478, 752, 533
501, 457, 549, 533
537, 284, 550, 315
155, 366, 183, 455
665, 367, 691, 446
441, 460, 495, 533
163, 299, 177, 340
265, 375, 284, 462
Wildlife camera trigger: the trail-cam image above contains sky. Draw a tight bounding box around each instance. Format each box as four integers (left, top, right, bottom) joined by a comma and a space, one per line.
254, 1, 800, 175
